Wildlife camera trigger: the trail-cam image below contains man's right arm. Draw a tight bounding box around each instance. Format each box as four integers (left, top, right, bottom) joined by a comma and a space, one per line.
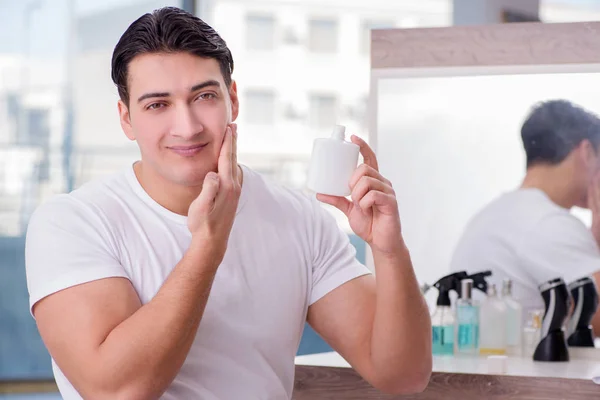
32, 125, 240, 399
34, 241, 220, 400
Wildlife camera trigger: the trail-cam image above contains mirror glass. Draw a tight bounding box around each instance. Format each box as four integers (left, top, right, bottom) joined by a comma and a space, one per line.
376, 72, 600, 291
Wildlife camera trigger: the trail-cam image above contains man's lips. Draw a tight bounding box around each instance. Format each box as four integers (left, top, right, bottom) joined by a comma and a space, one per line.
168, 143, 208, 156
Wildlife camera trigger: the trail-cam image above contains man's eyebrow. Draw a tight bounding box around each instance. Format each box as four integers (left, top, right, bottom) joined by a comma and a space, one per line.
137, 92, 169, 103
190, 80, 221, 92
137, 80, 221, 103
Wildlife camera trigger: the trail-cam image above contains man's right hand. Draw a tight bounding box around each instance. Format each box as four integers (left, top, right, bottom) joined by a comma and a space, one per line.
187, 123, 240, 262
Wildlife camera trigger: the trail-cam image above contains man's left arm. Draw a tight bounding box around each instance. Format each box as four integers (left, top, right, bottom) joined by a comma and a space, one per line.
309, 135, 432, 395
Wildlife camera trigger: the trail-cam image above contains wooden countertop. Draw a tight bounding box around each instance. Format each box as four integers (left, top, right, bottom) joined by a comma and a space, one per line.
293, 351, 600, 399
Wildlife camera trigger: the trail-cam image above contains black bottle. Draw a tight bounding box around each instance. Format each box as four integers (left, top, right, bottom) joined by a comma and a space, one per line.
533, 278, 571, 362
567, 277, 598, 347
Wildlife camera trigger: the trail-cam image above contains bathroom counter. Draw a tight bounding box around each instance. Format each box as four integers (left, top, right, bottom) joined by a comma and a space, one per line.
293, 351, 600, 399
295, 350, 600, 380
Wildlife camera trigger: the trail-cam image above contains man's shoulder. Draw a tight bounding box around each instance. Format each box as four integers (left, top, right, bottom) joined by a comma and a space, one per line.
470, 189, 562, 226
29, 169, 134, 228
453, 190, 557, 253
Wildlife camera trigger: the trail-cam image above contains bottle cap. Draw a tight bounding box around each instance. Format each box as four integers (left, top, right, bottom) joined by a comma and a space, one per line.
331, 125, 346, 140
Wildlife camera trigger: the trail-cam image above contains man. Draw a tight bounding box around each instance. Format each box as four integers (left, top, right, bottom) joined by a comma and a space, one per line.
25, 7, 431, 400
450, 99, 600, 333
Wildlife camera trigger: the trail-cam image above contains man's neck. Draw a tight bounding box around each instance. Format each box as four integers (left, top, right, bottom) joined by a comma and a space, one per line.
520, 165, 579, 209
133, 162, 243, 216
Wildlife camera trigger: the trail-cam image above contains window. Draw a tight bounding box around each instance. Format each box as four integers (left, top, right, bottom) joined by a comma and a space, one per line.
361, 19, 396, 54
246, 14, 275, 51
308, 18, 338, 53
245, 89, 276, 125
0, 0, 188, 391
309, 94, 338, 129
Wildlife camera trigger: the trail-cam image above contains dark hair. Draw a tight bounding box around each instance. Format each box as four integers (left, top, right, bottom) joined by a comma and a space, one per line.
521, 99, 600, 168
111, 7, 234, 106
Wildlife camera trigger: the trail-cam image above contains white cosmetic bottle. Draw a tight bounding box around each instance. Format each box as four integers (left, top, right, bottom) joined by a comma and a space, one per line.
307, 125, 360, 197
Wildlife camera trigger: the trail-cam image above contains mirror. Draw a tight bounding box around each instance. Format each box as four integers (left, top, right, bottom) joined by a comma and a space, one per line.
376, 72, 600, 301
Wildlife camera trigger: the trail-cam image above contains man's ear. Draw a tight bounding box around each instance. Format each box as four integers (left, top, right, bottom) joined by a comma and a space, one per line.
118, 100, 135, 141
581, 139, 596, 168
229, 80, 239, 122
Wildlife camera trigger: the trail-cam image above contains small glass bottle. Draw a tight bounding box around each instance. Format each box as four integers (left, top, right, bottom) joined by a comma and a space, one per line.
502, 279, 523, 356
522, 309, 543, 357
456, 279, 480, 355
306, 125, 360, 196
479, 284, 507, 356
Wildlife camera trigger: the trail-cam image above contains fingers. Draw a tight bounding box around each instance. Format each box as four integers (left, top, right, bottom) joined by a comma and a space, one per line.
230, 123, 238, 183
351, 135, 379, 172
193, 172, 220, 214
316, 194, 352, 217
351, 176, 394, 207
218, 126, 233, 183
349, 163, 391, 189
359, 191, 398, 215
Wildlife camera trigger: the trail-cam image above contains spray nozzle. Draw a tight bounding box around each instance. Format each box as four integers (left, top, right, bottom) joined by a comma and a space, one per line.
464, 270, 492, 295
423, 270, 493, 306
431, 271, 468, 306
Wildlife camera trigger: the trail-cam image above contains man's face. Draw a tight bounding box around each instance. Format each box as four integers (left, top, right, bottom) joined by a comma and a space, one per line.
118, 52, 238, 187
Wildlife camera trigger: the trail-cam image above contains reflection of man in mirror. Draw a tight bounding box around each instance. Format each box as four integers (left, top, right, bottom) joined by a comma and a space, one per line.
450, 99, 600, 333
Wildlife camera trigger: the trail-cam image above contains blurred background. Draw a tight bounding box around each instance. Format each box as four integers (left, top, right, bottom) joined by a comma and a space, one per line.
1, 0, 600, 397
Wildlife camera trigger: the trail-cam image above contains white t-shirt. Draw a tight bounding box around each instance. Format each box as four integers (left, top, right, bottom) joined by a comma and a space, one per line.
450, 188, 600, 314
25, 164, 371, 400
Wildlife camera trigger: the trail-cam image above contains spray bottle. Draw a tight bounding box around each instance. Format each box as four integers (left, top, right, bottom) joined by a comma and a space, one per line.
429, 272, 468, 355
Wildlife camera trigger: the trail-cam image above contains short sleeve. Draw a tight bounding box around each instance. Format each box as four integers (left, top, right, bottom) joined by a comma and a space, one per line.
25, 195, 129, 315
309, 199, 372, 305
519, 212, 600, 285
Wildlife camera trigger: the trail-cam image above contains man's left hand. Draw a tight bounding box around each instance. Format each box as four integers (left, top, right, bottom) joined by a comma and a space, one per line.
317, 135, 403, 256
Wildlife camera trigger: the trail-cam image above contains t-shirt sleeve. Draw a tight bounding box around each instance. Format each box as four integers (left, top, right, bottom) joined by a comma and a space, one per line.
25, 195, 129, 315
309, 198, 372, 305
519, 212, 600, 285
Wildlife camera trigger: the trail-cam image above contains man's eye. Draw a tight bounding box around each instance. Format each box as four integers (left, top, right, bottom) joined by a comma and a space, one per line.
147, 103, 165, 110
198, 93, 216, 101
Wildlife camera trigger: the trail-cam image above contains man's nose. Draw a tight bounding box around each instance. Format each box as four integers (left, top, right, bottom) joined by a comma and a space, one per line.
171, 104, 203, 139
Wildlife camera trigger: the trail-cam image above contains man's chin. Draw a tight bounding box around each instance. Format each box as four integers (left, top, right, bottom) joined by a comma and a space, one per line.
174, 168, 217, 187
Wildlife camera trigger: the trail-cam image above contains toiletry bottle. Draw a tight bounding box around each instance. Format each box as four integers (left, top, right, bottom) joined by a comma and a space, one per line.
306, 125, 360, 197
479, 284, 507, 355
456, 279, 479, 355
502, 279, 523, 356
431, 303, 455, 356
522, 309, 542, 357
430, 272, 465, 355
